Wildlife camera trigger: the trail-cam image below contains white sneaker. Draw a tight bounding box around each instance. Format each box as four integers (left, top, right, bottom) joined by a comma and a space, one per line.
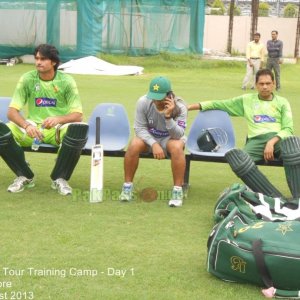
7, 176, 35, 193
168, 186, 183, 207
51, 178, 72, 196
119, 183, 133, 202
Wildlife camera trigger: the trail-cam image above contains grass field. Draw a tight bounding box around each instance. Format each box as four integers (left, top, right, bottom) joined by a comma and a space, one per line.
0, 55, 299, 300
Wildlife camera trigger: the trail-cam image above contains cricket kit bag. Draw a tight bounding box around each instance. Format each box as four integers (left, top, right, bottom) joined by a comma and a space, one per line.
207, 183, 300, 299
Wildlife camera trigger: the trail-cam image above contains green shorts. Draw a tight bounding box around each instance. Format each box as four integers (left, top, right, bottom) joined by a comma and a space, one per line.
7, 121, 69, 147
243, 132, 282, 162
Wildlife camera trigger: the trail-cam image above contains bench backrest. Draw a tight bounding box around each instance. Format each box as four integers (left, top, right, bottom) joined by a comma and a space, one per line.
187, 110, 235, 157
0, 97, 11, 123
85, 103, 130, 151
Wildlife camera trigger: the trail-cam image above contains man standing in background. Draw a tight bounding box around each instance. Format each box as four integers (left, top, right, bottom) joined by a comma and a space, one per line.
242, 33, 265, 90
266, 30, 283, 92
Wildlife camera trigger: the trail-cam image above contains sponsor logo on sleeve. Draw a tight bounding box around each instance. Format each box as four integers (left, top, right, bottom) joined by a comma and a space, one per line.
177, 120, 186, 128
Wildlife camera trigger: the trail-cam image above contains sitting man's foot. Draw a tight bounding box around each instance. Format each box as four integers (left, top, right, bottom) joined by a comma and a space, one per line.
119, 183, 133, 202
51, 178, 72, 196
7, 176, 35, 193
168, 186, 183, 207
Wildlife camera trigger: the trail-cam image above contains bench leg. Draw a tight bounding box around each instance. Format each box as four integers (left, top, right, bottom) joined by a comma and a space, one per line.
183, 155, 191, 197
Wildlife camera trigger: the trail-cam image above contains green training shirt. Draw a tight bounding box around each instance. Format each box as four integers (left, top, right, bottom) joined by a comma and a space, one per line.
200, 93, 293, 139
10, 70, 82, 124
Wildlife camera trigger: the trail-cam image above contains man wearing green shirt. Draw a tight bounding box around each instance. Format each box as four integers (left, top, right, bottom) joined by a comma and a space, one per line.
0, 44, 88, 195
188, 69, 299, 198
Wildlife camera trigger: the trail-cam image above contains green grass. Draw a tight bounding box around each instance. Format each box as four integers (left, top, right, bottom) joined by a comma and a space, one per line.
0, 56, 299, 299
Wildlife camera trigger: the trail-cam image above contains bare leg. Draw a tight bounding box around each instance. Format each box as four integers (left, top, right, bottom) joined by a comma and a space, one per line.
124, 137, 148, 182
167, 139, 186, 186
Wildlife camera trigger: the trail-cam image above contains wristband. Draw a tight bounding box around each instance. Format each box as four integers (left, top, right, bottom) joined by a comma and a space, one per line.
199, 103, 202, 110
165, 116, 172, 119
24, 123, 31, 130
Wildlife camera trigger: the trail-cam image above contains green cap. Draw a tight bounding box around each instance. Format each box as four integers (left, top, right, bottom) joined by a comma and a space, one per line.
147, 76, 171, 100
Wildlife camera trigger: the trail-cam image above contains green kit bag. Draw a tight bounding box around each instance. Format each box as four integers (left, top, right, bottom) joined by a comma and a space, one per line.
207, 183, 300, 298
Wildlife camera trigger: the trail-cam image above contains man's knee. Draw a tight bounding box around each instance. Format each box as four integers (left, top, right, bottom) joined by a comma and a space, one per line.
126, 137, 148, 156
167, 139, 185, 156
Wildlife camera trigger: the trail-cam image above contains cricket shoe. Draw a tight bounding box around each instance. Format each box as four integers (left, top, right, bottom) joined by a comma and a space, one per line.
119, 183, 133, 202
7, 176, 35, 193
168, 186, 183, 207
51, 178, 72, 196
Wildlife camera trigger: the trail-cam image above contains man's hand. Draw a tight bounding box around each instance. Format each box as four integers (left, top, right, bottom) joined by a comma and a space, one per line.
25, 125, 44, 140
163, 95, 175, 118
42, 116, 61, 129
264, 142, 275, 161
152, 143, 165, 160
264, 136, 280, 161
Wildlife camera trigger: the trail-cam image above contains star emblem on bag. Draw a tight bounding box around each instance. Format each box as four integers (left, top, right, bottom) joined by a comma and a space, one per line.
276, 222, 293, 235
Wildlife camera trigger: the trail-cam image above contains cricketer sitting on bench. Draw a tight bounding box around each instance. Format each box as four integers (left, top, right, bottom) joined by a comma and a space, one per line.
0, 44, 88, 195
189, 68, 300, 199
119, 76, 187, 207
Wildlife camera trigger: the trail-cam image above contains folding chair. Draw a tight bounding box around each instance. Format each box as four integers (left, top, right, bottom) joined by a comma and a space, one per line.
84, 103, 130, 152
0, 97, 11, 123
186, 110, 235, 158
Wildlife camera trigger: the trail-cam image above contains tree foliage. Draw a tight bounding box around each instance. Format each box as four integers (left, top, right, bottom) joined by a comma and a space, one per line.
227, 4, 241, 16
211, 0, 225, 15
284, 4, 298, 18
258, 2, 269, 17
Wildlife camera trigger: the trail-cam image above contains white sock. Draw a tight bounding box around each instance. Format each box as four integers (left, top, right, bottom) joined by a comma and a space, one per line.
173, 186, 182, 191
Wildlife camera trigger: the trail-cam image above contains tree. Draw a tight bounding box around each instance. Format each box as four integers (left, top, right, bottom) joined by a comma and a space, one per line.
258, 2, 269, 17
226, 4, 241, 16
210, 0, 225, 15
251, 0, 259, 40
284, 4, 298, 18
295, 1, 300, 59
227, 0, 235, 54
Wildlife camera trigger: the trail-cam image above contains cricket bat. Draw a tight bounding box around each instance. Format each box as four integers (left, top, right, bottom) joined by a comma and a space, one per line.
90, 117, 103, 203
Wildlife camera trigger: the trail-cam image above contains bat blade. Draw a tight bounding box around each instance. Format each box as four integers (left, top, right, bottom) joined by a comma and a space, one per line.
90, 144, 103, 203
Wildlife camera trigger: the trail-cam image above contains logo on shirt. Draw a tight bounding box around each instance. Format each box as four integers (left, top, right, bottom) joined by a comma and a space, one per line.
35, 83, 40, 91
253, 115, 276, 123
148, 127, 169, 138
35, 97, 57, 107
177, 120, 186, 128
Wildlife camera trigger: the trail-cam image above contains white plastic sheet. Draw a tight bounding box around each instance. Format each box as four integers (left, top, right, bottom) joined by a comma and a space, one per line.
58, 56, 144, 76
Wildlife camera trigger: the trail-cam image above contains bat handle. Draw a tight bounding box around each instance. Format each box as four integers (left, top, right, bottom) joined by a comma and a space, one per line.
96, 116, 100, 145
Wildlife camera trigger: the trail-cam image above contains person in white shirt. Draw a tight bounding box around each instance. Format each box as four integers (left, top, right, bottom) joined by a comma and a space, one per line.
242, 33, 266, 90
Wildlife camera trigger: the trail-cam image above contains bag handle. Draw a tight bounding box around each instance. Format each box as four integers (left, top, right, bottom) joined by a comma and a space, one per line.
252, 239, 273, 288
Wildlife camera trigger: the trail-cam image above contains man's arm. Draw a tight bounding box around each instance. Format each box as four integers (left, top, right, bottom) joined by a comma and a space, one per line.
264, 136, 280, 161
42, 112, 83, 129
7, 107, 82, 140
7, 107, 44, 140
134, 98, 157, 147
165, 99, 187, 139
188, 103, 201, 111
279, 40, 283, 64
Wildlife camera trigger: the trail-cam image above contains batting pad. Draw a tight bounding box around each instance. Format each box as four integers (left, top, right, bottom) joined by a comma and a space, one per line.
225, 148, 282, 198
281, 136, 300, 199
51, 123, 88, 180
0, 122, 34, 178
